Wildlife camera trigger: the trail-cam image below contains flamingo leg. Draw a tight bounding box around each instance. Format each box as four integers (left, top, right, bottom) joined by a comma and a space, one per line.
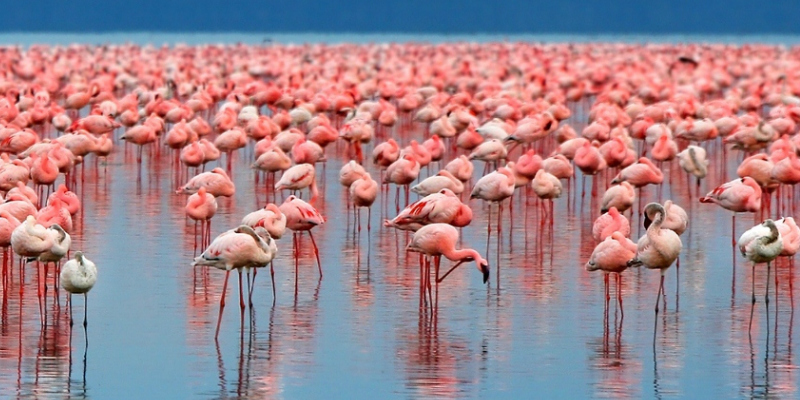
308, 231, 322, 277
676, 257, 680, 311
437, 260, 467, 283
749, 263, 756, 333
617, 273, 623, 321
270, 261, 276, 304
238, 269, 245, 311
766, 261, 771, 311
425, 257, 433, 308
655, 272, 664, 314
215, 270, 231, 339
83, 293, 89, 343
434, 256, 440, 311
248, 268, 257, 308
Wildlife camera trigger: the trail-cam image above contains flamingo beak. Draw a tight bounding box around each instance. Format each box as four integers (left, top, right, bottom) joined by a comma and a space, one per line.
643, 213, 652, 230
481, 264, 490, 284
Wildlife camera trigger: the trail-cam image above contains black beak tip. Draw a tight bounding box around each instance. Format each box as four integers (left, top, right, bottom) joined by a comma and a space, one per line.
482, 267, 490, 284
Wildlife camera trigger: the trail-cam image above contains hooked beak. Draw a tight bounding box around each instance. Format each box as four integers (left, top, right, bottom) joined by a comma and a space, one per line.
503, 136, 518, 143
481, 264, 490, 284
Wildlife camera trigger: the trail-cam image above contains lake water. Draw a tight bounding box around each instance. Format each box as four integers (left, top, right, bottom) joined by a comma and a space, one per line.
0, 34, 797, 399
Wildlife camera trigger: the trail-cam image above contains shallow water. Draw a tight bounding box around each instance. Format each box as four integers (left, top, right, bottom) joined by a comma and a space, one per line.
0, 36, 798, 400
0, 114, 794, 399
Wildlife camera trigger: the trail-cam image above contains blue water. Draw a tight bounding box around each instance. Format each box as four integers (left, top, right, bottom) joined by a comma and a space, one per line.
0, 35, 796, 399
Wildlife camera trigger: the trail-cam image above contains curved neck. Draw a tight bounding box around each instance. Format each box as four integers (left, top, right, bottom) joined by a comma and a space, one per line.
444, 247, 480, 263
647, 210, 664, 235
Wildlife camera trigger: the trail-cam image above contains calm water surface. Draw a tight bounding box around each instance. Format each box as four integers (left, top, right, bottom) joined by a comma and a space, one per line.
0, 35, 797, 400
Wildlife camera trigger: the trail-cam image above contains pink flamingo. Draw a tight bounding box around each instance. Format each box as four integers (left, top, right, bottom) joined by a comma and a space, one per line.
338, 160, 366, 188
177, 168, 236, 197
185, 187, 218, 248
384, 154, 421, 210
279, 195, 325, 277
349, 172, 378, 232
412, 170, 464, 196
586, 232, 637, 314
601, 182, 636, 214
275, 163, 319, 204
700, 177, 762, 245
48, 185, 80, 216
593, 207, 631, 242
471, 166, 515, 235
443, 155, 474, 182
120, 124, 158, 163
0, 211, 20, 273
193, 225, 277, 338
241, 204, 287, 240
406, 223, 490, 307
384, 189, 472, 231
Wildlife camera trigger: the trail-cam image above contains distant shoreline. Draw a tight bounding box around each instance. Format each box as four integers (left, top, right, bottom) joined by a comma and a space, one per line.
1, 32, 800, 46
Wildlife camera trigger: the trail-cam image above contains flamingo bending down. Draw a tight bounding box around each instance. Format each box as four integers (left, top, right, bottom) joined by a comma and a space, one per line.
406, 223, 490, 306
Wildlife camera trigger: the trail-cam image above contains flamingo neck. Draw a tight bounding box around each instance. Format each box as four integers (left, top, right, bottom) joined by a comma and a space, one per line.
444, 247, 480, 264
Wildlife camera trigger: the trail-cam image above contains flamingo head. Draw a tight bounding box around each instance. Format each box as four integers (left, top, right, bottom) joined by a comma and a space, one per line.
643, 202, 666, 230
477, 258, 490, 284
283, 195, 298, 204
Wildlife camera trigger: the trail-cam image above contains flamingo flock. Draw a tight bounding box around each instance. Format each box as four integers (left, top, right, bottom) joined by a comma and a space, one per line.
0, 41, 797, 343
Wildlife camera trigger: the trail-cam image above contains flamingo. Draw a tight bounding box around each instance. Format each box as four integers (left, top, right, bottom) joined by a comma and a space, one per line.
185, 187, 218, 248
339, 160, 367, 188
241, 204, 287, 239
60, 251, 97, 330
384, 154, 421, 209
586, 232, 637, 314
738, 219, 783, 332
593, 207, 631, 242
411, 170, 464, 196
275, 163, 319, 204
628, 203, 682, 325
471, 166, 515, 238
177, 168, 236, 197
443, 155, 475, 184
700, 177, 762, 245
193, 226, 277, 337
677, 145, 709, 188
349, 172, 378, 231
279, 195, 325, 278
384, 189, 471, 231
406, 223, 490, 306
